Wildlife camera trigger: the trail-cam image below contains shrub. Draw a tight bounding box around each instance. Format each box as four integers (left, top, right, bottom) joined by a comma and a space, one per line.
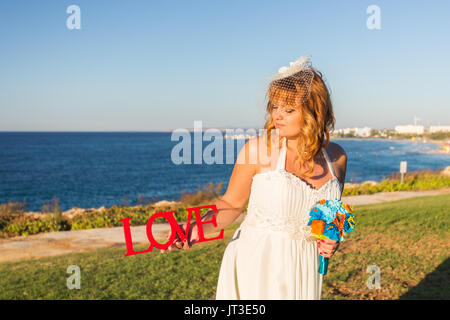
0, 200, 27, 230
342, 168, 450, 196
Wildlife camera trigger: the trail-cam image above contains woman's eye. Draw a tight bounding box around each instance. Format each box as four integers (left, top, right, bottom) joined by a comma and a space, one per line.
272, 106, 294, 113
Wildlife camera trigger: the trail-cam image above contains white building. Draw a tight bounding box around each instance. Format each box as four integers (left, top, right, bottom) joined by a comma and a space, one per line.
224, 133, 257, 140
334, 127, 372, 137
429, 125, 450, 133
394, 125, 424, 134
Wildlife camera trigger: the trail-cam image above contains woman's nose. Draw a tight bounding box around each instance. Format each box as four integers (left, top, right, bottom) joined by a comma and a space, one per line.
273, 111, 283, 120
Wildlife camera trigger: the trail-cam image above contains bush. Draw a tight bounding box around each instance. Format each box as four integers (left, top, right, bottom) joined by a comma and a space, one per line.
342, 168, 450, 196
426, 132, 450, 140
4, 213, 70, 237
0, 200, 27, 230
179, 181, 224, 206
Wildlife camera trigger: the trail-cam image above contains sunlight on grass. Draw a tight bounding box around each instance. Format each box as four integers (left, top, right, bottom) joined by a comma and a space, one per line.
0, 195, 448, 299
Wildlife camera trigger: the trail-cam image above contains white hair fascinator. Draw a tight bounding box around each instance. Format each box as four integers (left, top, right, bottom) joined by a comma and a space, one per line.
267, 55, 315, 107
273, 55, 312, 80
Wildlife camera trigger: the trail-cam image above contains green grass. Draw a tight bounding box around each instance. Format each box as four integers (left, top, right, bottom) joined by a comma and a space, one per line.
0, 194, 449, 300
322, 193, 450, 299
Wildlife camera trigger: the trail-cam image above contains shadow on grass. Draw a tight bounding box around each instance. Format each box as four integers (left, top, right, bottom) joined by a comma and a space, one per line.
400, 257, 450, 300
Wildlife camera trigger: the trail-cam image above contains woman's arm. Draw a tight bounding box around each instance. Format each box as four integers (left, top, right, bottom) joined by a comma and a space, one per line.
161, 137, 261, 252
194, 137, 261, 233
318, 143, 347, 258
329, 142, 347, 186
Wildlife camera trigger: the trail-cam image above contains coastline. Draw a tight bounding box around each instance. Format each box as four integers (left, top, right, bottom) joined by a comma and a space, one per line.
331, 136, 450, 154
6, 137, 450, 218
20, 165, 450, 218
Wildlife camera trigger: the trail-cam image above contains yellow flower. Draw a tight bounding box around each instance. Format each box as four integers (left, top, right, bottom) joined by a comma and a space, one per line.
347, 216, 356, 228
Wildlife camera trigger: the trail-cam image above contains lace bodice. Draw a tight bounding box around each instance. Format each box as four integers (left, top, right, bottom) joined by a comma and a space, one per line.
242, 137, 344, 240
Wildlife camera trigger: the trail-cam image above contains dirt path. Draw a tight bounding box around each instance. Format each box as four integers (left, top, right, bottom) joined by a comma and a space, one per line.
1, 188, 449, 264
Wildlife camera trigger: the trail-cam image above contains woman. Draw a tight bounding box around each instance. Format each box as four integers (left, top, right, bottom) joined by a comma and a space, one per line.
161, 56, 347, 300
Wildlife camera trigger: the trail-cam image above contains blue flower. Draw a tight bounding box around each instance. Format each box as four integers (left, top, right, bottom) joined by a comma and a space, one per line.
323, 223, 340, 241
320, 206, 336, 223
308, 206, 322, 222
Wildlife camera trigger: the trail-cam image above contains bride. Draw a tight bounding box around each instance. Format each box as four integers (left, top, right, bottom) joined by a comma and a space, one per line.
161, 56, 347, 300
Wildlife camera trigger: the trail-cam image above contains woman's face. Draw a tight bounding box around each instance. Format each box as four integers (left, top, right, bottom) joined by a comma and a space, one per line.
271, 103, 302, 138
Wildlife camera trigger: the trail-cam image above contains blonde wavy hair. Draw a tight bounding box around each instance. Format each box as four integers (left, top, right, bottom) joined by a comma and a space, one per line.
263, 67, 335, 178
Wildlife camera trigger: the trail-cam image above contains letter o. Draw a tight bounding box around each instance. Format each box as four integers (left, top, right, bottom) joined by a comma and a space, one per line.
146, 211, 177, 250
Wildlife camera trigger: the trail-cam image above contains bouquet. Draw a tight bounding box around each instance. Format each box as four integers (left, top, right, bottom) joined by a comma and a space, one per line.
307, 199, 356, 275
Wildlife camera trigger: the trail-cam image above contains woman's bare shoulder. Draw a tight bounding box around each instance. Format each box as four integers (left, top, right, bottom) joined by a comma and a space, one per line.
326, 142, 347, 160
324, 142, 347, 182
237, 136, 277, 174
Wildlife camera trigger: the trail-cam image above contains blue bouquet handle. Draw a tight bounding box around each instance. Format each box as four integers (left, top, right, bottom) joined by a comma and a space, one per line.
318, 255, 329, 275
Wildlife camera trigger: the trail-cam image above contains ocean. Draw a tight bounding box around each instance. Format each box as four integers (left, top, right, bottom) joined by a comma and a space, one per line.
0, 132, 448, 212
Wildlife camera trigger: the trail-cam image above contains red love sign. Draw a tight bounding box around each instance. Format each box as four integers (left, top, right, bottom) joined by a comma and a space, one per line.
119, 204, 224, 256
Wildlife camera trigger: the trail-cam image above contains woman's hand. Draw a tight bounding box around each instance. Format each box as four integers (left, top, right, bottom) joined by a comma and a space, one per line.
159, 223, 199, 254
317, 238, 339, 258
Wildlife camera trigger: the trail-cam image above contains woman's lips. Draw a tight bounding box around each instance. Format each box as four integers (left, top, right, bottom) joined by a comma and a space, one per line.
275, 123, 284, 128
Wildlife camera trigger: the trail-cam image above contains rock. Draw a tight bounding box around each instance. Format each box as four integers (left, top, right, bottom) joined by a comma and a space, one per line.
343, 183, 359, 188
361, 180, 378, 186
153, 200, 178, 207
441, 166, 450, 177
62, 207, 87, 219
343, 181, 378, 188
23, 211, 47, 219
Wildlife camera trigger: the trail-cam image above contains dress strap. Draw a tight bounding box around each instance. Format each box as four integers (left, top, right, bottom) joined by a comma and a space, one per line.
275, 137, 287, 171
321, 148, 337, 179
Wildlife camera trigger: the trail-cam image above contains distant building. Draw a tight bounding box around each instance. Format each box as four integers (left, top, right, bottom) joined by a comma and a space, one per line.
429, 125, 450, 133
394, 125, 424, 134
334, 126, 372, 137
224, 133, 257, 140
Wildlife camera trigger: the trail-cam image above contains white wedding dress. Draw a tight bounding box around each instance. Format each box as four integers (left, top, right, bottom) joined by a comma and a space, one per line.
216, 137, 344, 300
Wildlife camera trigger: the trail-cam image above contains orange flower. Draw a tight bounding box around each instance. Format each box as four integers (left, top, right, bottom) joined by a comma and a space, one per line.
310, 220, 325, 235
331, 213, 346, 231
344, 204, 352, 213
319, 199, 326, 205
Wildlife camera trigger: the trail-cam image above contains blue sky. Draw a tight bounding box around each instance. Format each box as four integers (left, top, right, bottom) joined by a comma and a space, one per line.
0, 0, 449, 131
